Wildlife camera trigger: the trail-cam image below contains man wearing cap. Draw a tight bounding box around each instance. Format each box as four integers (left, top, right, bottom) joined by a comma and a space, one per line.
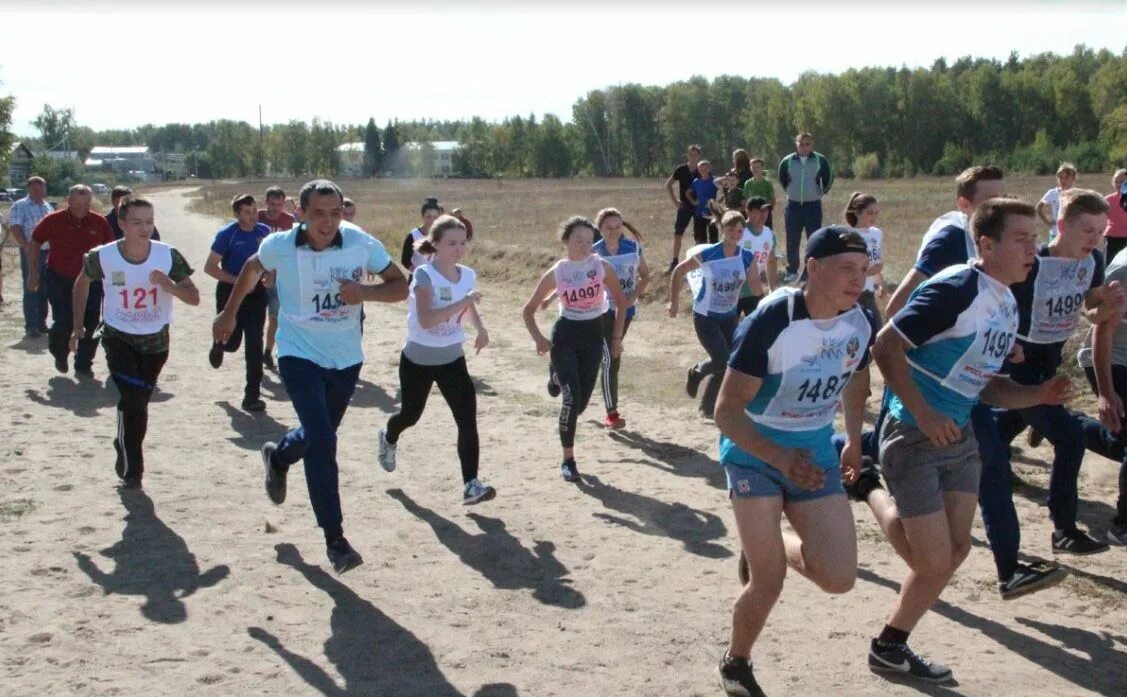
714, 226, 876, 697
106, 186, 160, 241
736, 197, 778, 318
851, 198, 1071, 684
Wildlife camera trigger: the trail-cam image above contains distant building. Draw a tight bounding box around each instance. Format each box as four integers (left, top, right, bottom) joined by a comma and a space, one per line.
8, 142, 34, 187
85, 146, 156, 181
336, 142, 366, 177
44, 150, 82, 163
404, 141, 461, 176
155, 152, 188, 179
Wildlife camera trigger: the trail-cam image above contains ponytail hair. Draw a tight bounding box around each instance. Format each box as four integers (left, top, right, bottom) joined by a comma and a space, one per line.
844, 191, 878, 227
415, 214, 466, 255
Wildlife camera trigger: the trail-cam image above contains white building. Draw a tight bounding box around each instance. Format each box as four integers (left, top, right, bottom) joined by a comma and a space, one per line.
85, 146, 156, 177
404, 140, 461, 176
336, 142, 366, 177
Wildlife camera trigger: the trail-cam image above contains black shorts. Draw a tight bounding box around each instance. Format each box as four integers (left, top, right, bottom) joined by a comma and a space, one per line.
674, 206, 693, 236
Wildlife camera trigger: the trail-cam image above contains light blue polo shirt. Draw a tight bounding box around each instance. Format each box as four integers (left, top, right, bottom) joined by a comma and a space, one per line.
257, 222, 392, 369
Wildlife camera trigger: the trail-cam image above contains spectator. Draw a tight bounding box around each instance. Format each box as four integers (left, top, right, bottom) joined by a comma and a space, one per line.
778, 132, 833, 280
106, 186, 160, 241
685, 160, 718, 244
663, 144, 703, 272
1105, 169, 1127, 261
8, 176, 54, 336
1037, 161, 1077, 240
742, 157, 777, 230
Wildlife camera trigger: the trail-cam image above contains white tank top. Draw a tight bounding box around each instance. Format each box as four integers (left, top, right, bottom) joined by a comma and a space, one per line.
554, 255, 608, 321
408, 227, 430, 270
99, 241, 175, 335
406, 264, 476, 347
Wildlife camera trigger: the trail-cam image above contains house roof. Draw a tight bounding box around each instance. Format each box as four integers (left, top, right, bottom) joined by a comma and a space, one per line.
336, 142, 365, 152
89, 146, 151, 155
9, 142, 34, 158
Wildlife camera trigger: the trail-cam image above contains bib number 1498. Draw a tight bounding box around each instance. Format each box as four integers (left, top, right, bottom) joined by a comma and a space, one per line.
312, 291, 345, 313
120, 287, 157, 309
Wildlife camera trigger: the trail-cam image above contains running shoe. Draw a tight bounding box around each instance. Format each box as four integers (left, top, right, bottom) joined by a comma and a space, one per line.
547, 366, 561, 398
326, 537, 363, 574
1052, 528, 1109, 555
998, 560, 1068, 600
463, 478, 497, 505
717, 652, 766, 697
263, 352, 276, 370
377, 429, 397, 472
24, 328, 41, 338
262, 441, 286, 505
208, 342, 224, 369
1108, 521, 1127, 546
242, 397, 267, 413
603, 411, 626, 430
685, 366, 704, 398
54, 353, 68, 374
845, 456, 883, 503
868, 639, 953, 683
560, 459, 580, 482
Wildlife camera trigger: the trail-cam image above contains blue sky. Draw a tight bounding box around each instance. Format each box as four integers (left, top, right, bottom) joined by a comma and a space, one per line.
1, 3, 1124, 136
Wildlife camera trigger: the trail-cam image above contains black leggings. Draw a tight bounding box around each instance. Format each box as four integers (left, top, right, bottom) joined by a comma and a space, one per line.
692, 313, 738, 416
103, 335, 168, 482
386, 353, 479, 483
551, 317, 604, 448
599, 310, 632, 413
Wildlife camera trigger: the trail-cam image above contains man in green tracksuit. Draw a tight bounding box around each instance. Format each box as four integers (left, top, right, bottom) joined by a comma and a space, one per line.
778, 132, 833, 281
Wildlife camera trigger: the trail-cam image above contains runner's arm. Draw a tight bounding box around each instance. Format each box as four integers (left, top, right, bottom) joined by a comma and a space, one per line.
203, 251, 238, 285
413, 275, 478, 329
981, 374, 1071, 410
872, 323, 960, 445
884, 268, 927, 318
522, 269, 557, 352
1083, 281, 1126, 325
602, 262, 628, 355
152, 270, 199, 306
634, 250, 650, 300
664, 173, 680, 207
1035, 201, 1055, 228
841, 368, 869, 449
668, 256, 701, 316
714, 370, 787, 465
357, 262, 408, 303
71, 272, 92, 338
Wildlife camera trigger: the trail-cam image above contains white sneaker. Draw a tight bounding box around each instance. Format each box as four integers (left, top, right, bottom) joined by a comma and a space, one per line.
462, 478, 496, 505
377, 429, 397, 472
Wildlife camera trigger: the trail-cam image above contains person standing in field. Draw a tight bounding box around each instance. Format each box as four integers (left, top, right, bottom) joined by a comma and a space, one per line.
258, 186, 297, 371
402, 197, 442, 274
1037, 162, 1077, 241
8, 176, 53, 337
686, 160, 719, 245
592, 208, 649, 429
214, 179, 408, 574
669, 211, 760, 419
742, 158, 777, 232
854, 199, 1071, 683
664, 144, 702, 273
205, 194, 272, 412
377, 214, 496, 505
1103, 169, 1127, 261
778, 133, 833, 282
522, 216, 629, 483
844, 192, 886, 324
27, 184, 116, 378
714, 226, 875, 697
732, 149, 753, 188
70, 197, 199, 489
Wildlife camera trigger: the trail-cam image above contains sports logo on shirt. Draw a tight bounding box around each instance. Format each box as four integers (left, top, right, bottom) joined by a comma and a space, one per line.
439, 287, 453, 302
736, 479, 751, 494
111, 271, 126, 286
586, 268, 597, 280
846, 336, 860, 359
800, 337, 846, 367
1077, 265, 1088, 283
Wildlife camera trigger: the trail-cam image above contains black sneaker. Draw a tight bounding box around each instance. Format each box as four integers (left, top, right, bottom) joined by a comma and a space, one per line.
686, 366, 704, 398
242, 397, 267, 413
261, 442, 286, 505
54, 353, 68, 374
263, 352, 276, 370
868, 639, 953, 684
998, 560, 1068, 600
208, 342, 224, 369
547, 366, 561, 398
560, 459, 580, 483
737, 550, 750, 585
113, 438, 127, 481
1051, 528, 1109, 555
326, 537, 363, 574
845, 457, 883, 502
717, 653, 766, 697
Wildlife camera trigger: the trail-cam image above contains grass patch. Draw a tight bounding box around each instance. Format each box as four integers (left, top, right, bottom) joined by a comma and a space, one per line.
0, 498, 37, 520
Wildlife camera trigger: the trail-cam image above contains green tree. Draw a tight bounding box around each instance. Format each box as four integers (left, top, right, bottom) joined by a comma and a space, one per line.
363, 117, 382, 176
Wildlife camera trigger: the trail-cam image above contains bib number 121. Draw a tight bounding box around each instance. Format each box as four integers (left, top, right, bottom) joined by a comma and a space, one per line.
120, 287, 157, 309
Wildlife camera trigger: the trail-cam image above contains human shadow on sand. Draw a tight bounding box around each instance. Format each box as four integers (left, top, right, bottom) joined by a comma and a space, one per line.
7, 334, 47, 354
857, 567, 1127, 695
387, 488, 585, 609
349, 376, 398, 412
72, 488, 229, 624
605, 429, 726, 489
577, 474, 731, 559
25, 376, 118, 417
216, 400, 289, 450
248, 543, 519, 697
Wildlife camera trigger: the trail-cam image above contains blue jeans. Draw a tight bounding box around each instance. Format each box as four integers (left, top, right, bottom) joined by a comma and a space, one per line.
45, 268, 102, 370
977, 402, 1032, 580
274, 357, 361, 542
784, 200, 823, 275
1078, 366, 1127, 525
19, 250, 48, 331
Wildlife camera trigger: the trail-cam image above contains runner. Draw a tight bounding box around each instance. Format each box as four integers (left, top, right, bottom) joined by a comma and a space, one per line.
714, 226, 876, 697
69, 197, 199, 488
851, 198, 1071, 683
521, 216, 628, 482
258, 186, 297, 371
669, 211, 760, 419
664, 144, 702, 272
592, 208, 649, 429
213, 179, 408, 574
377, 214, 496, 505
27, 184, 116, 377
991, 190, 1122, 558
205, 194, 271, 412
844, 192, 886, 323
736, 197, 777, 318
402, 197, 441, 274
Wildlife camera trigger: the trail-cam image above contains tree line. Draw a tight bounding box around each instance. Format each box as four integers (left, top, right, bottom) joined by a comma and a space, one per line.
3, 44, 1125, 187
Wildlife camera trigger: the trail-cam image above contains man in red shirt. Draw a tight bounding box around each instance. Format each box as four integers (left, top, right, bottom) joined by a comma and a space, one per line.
27, 184, 115, 377
257, 186, 295, 370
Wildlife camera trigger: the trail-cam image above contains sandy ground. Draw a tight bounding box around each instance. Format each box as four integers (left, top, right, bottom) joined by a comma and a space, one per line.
0, 189, 1124, 697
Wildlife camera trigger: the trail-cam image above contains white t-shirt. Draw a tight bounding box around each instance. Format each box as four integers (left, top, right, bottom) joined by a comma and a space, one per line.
1040, 187, 1062, 239
856, 226, 883, 293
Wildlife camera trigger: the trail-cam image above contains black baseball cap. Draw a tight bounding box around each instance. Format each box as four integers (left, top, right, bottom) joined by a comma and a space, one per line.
806, 225, 869, 260
746, 196, 769, 210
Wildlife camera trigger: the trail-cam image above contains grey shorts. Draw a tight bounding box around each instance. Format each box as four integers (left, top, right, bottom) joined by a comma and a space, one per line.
878, 416, 981, 518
